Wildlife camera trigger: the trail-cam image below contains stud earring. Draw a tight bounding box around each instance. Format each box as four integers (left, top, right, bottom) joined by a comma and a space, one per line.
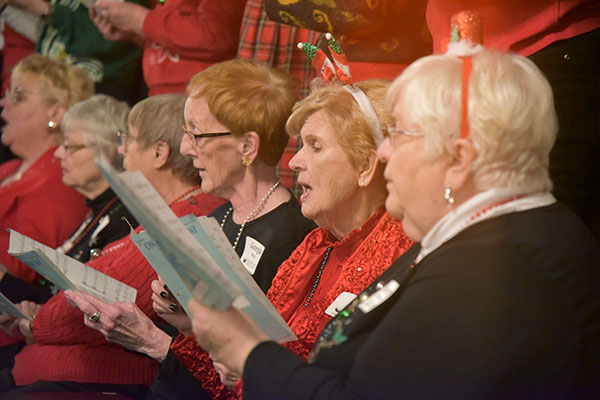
444, 187, 455, 206
241, 156, 252, 167
48, 120, 56, 129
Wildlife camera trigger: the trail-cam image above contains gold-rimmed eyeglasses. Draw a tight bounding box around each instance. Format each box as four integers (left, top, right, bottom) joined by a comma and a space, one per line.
386, 124, 425, 146
4, 87, 28, 104
60, 141, 87, 155
182, 125, 232, 148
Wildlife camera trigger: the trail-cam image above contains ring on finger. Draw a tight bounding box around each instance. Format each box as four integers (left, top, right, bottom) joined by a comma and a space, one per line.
88, 312, 101, 323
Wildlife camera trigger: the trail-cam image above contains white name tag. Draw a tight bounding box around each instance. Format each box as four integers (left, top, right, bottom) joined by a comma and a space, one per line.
324, 291, 357, 317
241, 236, 265, 275
358, 280, 399, 314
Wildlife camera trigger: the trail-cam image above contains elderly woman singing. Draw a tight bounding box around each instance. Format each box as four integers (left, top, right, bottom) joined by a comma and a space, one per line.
0, 94, 225, 397
67, 54, 413, 397
64, 59, 317, 398
185, 42, 600, 399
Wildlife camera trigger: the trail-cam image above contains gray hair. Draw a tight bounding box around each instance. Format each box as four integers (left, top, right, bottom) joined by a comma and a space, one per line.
387, 48, 558, 192
61, 94, 130, 170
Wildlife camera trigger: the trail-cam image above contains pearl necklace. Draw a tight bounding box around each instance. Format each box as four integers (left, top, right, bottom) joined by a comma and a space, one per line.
220, 179, 281, 250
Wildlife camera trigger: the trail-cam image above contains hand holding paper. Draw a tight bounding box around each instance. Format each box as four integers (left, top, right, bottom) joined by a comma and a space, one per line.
8, 229, 137, 304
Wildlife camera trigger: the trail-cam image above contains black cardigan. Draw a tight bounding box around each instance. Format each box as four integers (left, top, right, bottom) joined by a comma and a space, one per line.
243, 203, 600, 400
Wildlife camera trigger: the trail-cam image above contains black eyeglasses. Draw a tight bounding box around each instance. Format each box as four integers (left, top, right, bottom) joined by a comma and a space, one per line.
182, 125, 232, 148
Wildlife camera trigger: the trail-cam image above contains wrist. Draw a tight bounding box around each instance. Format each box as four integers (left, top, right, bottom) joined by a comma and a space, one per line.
142, 327, 171, 362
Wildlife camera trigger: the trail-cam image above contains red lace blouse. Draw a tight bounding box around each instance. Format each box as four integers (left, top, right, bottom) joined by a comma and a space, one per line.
171, 207, 413, 399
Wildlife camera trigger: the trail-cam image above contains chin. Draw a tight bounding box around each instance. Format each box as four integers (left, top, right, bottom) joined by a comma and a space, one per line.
385, 198, 403, 220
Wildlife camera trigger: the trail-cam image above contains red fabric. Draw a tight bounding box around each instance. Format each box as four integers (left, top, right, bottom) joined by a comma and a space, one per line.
0, 147, 88, 283
171, 208, 413, 399
12, 193, 225, 386
426, 0, 600, 56
141, 0, 245, 95
1, 25, 36, 93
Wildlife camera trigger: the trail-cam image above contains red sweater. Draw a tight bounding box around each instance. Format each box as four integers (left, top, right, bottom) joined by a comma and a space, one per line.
0, 147, 88, 284
141, 0, 245, 95
172, 208, 413, 399
12, 193, 225, 386
425, 0, 600, 55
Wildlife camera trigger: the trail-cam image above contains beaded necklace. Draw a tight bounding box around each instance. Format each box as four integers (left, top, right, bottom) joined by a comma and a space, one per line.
220, 179, 281, 250
168, 185, 201, 206
65, 196, 119, 253
304, 246, 332, 307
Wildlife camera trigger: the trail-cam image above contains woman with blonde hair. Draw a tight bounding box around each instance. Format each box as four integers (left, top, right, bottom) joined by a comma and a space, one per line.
0, 54, 94, 283
0, 54, 93, 365
186, 47, 600, 399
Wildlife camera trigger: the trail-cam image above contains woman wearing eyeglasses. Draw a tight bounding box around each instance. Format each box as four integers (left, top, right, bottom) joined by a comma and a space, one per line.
54, 94, 138, 263
0, 95, 138, 307
0, 54, 93, 285
0, 94, 226, 397
64, 59, 317, 399
0, 54, 93, 367
186, 47, 600, 399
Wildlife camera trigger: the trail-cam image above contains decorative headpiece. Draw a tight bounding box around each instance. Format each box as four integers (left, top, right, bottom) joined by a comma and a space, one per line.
444, 11, 484, 139
298, 33, 385, 146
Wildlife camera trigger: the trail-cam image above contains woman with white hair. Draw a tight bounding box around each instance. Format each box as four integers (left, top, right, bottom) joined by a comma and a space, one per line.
183, 47, 600, 399
54, 94, 137, 262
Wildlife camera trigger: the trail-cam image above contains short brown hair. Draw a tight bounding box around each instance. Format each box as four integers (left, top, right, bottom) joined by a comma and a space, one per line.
186, 59, 299, 166
286, 79, 392, 169
12, 54, 94, 108
129, 94, 200, 185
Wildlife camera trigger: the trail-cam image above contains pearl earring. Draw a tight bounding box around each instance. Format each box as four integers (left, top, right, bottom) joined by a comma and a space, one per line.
444, 187, 455, 205
48, 120, 56, 129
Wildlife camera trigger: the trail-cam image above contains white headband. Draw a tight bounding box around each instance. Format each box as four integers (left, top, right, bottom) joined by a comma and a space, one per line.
342, 85, 385, 146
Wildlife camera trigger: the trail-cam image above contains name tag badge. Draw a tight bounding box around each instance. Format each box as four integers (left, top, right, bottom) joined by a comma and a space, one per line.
325, 291, 357, 317
358, 280, 399, 314
241, 236, 265, 275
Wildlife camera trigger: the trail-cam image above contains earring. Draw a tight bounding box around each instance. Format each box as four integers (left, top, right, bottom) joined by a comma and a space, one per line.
358, 180, 365, 187
241, 156, 252, 167
444, 187, 455, 206
48, 120, 56, 129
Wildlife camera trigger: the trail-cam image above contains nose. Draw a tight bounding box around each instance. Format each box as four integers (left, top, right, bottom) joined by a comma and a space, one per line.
288, 147, 305, 172
54, 143, 65, 160
179, 132, 195, 157
377, 137, 391, 163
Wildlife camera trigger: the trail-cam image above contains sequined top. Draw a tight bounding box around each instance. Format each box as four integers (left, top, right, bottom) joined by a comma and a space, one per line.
171, 207, 413, 399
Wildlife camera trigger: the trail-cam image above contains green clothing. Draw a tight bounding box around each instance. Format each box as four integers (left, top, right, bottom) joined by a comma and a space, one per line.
37, 0, 147, 105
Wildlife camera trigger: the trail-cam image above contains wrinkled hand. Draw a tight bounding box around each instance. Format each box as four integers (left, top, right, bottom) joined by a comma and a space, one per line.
16, 301, 40, 342
0, 313, 21, 338
213, 359, 240, 390
93, 0, 147, 38
65, 290, 171, 361
89, 8, 129, 42
188, 299, 270, 377
151, 277, 192, 336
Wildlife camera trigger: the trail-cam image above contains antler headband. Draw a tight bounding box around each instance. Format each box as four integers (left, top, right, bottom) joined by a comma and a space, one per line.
298, 33, 385, 146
